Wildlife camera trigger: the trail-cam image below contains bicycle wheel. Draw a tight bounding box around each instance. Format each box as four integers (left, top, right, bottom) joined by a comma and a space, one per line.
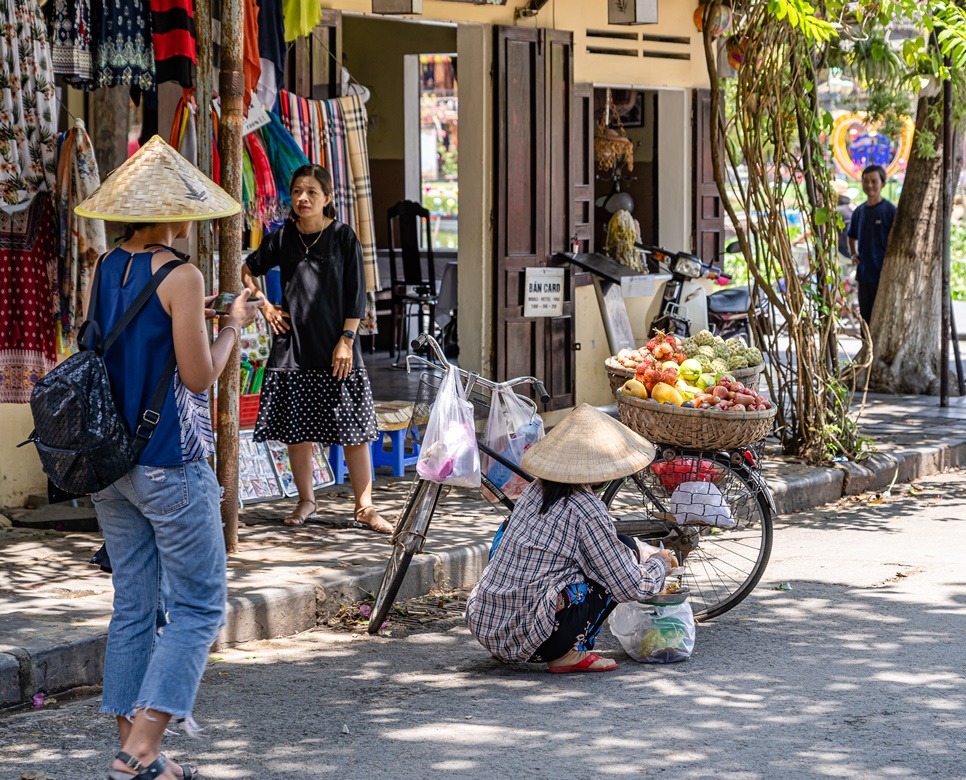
602, 453, 773, 621
367, 479, 442, 634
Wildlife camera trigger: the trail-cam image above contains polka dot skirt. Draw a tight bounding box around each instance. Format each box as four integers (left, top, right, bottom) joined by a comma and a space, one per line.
253, 369, 379, 447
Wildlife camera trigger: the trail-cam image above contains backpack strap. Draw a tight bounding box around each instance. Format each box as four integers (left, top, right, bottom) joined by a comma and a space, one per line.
101, 258, 184, 353
144, 243, 192, 262
132, 350, 178, 456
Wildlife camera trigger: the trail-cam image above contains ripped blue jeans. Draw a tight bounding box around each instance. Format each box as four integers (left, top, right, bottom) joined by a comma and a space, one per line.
92, 461, 227, 719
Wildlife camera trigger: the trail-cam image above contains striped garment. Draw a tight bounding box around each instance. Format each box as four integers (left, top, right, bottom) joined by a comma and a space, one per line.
465, 482, 668, 662
173, 369, 215, 462
150, 0, 196, 87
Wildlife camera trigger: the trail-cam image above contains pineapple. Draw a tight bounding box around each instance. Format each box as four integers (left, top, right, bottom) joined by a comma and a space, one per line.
694, 329, 715, 347
711, 358, 729, 373
697, 345, 715, 359
745, 347, 764, 366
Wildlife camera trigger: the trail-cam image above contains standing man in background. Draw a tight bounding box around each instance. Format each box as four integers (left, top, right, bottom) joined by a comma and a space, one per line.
848, 164, 897, 324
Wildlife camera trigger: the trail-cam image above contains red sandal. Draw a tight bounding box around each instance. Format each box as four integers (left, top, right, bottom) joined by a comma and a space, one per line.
547, 653, 618, 673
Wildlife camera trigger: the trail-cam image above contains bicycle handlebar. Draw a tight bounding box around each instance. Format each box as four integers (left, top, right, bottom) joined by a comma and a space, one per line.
408, 334, 552, 406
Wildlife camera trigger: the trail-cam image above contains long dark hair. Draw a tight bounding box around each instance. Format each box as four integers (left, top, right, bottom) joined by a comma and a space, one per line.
289, 164, 336, 220
540, 480, 576, 515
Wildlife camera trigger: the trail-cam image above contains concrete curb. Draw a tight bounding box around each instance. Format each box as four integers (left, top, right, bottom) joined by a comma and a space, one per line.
3, 438, 963, 709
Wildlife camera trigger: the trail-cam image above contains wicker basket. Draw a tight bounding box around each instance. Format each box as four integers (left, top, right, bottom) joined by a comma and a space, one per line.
617, 389, 777, 449
728, 363, 765, 391
605, 357, 637, 396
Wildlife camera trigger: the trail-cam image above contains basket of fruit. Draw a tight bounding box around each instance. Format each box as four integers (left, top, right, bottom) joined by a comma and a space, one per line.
616, 373, 776, 450
606, 331, 765, 397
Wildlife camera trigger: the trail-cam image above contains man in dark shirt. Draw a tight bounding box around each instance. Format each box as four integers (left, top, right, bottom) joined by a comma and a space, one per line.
847, 164, 897, 323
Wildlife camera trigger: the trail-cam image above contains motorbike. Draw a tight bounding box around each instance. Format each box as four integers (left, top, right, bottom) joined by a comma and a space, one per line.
638, 241, 769, 342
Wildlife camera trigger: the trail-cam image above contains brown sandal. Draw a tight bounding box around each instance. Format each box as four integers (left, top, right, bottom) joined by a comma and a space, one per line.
354, 505, 393, 534
283, 499, 318, 526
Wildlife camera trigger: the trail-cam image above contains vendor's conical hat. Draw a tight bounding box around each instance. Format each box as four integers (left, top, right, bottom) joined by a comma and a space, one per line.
520, 404, 656, 484
75, 135, 240, 222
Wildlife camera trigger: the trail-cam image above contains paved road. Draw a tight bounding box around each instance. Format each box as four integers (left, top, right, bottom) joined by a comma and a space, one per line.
2, 471, 965, 780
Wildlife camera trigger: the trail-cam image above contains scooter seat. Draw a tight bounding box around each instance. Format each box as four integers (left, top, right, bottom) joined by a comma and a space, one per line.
708, 287, 751, 314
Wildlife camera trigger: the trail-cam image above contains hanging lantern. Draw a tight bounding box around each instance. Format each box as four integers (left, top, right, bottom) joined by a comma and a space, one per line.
693, 4, 733, 36
726, 36, 745, 69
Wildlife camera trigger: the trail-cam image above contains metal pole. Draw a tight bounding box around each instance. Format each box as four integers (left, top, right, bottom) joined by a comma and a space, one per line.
940, 62, 953, 407
217, 0, 244, 552
195, 0, 214, 290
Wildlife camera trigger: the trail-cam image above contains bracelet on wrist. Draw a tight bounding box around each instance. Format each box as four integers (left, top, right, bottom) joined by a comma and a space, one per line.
220, 324, 240, 344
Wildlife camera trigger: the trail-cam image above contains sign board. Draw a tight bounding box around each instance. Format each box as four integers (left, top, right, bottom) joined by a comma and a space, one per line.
524, 267, 565, 318
243, 92, 271, 136
621, 272, 671, 299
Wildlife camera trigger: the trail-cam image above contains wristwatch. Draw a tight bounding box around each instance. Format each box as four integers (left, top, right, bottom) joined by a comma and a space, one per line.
341, 329, 357, 341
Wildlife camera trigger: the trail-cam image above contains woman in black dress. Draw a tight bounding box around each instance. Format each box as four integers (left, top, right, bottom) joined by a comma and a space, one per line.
242, 164, 392, 532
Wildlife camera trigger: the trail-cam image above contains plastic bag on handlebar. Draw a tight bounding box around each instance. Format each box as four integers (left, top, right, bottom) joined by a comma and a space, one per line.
415, 366, 481, 488
608, 601, 695, 663
481, 386, 544, 502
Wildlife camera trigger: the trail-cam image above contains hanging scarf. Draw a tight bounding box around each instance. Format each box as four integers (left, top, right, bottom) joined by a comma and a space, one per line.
244, 132, 280, 230
338, 94, 379, 295
54, 122, 107, 352
258, 111, 310, 208
0, 195, 58, 402
0, 0, 58, 214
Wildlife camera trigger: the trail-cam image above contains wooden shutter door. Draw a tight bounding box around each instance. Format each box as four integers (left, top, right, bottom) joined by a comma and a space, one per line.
572, 83, 594, 256
693, 89, 724, 262
494, 27, 546, 385
494, 27, 576, 410
543, 30, 576, 409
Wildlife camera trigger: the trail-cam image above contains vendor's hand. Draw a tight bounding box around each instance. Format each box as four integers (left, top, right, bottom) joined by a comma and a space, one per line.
225, 289, 258, 331
262, 300, 291, 335
650, 549, 675, 570
203, 294, 219, 320
332, 338, 353, 379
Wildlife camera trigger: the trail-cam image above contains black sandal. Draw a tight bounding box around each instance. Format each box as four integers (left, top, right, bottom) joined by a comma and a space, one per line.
107, 751, 168, 780
163, 755, 199, 780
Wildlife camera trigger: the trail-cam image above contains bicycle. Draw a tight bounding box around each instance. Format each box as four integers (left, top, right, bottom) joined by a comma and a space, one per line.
367, 335, 776, 632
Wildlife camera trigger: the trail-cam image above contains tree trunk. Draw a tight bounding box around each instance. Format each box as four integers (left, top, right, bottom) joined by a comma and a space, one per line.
869, 92, 945, 394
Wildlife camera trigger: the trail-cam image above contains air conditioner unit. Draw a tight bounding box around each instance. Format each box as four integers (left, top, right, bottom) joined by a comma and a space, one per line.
609, 0, 659, 25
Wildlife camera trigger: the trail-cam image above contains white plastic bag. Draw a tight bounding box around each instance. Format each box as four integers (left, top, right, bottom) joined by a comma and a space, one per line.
416, 367, 481, 488
608, 600, 696, 663
668, 481, 735, 528
481, 386, 544, 501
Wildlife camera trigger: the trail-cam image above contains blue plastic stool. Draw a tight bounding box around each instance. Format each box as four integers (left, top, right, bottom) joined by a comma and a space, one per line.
371, 428, 420, 477
328, 444, 376, 485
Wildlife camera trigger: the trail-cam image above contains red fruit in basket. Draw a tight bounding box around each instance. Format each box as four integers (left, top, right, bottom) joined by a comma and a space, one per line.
661, 368, 679, 385
653, 343, 673, 360
712, 385, 730, 400
733, 381, 746, 392
646, 337, 659, 352
718, 375, 734, 389
708, 395, 721, 405
733, 403, 747, 412
734, 392, 756, 407
665, 334, 678, 348
673, 352, 687, 365
761, 398, 772, 409
699, 402, 711, 409
717, 401, 732, 411
642, 366, 661, 386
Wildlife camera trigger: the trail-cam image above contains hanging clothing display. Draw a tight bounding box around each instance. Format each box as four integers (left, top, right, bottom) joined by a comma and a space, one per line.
243, 0, 261, 109
339, 94, 379, 298
46, 0, 94, 87
0, 195, 58, 402
257, 0, 286, 110
150, 0, 196, 88
282, 0, 321, 43
91, 0, 155, 91
55, 119, 107, 351
258, 111, 310, 207
243, 132, 280, 236
0, 0, 58, 214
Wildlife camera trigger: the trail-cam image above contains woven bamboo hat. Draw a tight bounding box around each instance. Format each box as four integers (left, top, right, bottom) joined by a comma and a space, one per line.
521, 404, 656, 484
75, 135, 240, 222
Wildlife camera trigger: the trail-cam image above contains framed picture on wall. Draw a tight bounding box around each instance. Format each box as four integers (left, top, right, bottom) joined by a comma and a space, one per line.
618, 92, 645, 128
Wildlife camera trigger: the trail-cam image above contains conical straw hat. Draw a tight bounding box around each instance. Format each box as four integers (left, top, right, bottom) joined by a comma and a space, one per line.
75, 135, 240, 222
521, 404, 656, 484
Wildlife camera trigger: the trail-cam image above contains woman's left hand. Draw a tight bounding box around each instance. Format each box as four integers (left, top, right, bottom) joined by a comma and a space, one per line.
332, 338, 353, 379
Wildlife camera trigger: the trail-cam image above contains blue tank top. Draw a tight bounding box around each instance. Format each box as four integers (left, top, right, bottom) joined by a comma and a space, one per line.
91, 248, 214, 466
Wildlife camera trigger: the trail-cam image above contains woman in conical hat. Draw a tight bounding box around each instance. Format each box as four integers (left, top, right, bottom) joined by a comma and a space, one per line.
77, 136, 258, 780
465, 404, 674, 673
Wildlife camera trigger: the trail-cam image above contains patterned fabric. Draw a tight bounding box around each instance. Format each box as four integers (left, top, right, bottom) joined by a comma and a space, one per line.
0, 194, 58, 402
173, 369, 214, 461
339, 94, 379, 296
0, 0, 58, 214
47, 0, 94, 86
91, 0, 154, 91
529, 579, 616, 662
54, 122, 106, 352
464, 482, 668, 662
260, 110, 310, 207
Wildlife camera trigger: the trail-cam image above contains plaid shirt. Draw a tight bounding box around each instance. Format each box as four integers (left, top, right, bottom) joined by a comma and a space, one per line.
465, 482, 668, 662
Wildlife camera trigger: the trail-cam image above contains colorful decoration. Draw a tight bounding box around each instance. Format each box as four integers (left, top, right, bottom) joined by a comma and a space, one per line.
693, 3, 733, 36
829, 112, 915, 181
